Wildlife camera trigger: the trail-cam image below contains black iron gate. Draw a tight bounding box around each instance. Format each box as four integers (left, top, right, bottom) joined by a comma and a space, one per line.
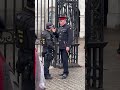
85, 0, 107, 89
35, 0, 80, 68
54, 0, 80, 68
55, 0, 80, 43
16, 1, 35, 90
0, 0, 16, 74
0, 0, 35, 89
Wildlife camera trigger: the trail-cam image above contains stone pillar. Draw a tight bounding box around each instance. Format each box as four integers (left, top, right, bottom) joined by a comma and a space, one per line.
79, 0, 85, 38
107, 0, 120, 28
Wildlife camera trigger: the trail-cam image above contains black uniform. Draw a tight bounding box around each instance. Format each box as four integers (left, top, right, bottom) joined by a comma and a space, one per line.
54, 24, 73, 76
41, 28, 54, 79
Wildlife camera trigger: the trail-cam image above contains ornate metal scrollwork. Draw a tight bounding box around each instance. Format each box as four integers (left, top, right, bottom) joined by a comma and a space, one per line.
87, 0, 104, 42
0, 31, 15, 44
85, 0, 106, 89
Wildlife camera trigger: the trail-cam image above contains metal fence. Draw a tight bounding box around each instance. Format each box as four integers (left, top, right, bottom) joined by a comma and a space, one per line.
55, 0, 80, 68
0, 0, 17, 74
85, 0, 108, 89
0, 0, 35, 89
35, 0, 80, 68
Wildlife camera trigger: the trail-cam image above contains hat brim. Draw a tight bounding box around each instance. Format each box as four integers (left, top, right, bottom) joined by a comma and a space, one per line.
59, 16, 67, 20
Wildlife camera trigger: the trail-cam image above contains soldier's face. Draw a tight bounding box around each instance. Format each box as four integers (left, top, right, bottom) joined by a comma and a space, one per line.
59, 19, 66, 26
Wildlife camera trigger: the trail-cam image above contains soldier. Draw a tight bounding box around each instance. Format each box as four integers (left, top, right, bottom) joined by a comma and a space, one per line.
41, 22, 55, 79
52, 16, 73, 79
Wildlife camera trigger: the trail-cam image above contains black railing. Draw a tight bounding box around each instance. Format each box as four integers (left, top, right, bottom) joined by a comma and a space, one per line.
0, 1, 35, 90
54, 0, 80, 68
55, 43, 80, 68
85, 42, 107, 89
85, 0, 108, 89
0, 0, 16, 74
35, 0, 80, 67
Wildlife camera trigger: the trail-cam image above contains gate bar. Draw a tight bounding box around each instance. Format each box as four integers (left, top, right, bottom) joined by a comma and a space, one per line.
4, 0, 7, 58
13, 0, 16, 73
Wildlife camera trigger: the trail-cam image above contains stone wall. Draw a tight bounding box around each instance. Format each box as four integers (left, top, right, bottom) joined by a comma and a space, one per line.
107, 0, 120, 28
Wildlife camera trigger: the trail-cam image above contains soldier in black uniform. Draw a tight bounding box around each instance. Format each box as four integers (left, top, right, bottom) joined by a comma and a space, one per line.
41, 22, 55, 79
52, 16, 73, 79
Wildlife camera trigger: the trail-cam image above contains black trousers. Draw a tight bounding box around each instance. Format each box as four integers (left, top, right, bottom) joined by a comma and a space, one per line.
44, 49, 53, 77
44, 55, 51, 77
60, 49, 69, 75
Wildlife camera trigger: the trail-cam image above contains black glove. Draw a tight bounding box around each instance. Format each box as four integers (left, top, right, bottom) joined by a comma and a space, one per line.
42, 51, 46, 57
46, 52, 54, 61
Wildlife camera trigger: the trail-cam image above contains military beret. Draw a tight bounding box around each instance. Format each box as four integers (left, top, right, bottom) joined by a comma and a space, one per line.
59, 15, 67, 20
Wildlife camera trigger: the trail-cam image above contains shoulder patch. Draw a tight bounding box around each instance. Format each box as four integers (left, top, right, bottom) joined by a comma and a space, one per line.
41, 31, 46, 37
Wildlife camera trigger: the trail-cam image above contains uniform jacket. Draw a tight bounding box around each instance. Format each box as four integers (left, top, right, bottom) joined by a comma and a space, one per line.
41, 30, 55, 52
53, 24, 73, 49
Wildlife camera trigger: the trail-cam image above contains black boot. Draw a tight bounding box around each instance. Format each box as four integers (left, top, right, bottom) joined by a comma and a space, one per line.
45, 74, 53, 79
61, 74, 68, 79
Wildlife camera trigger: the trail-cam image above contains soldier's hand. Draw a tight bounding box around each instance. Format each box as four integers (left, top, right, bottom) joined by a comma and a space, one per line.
51, 28, 56, 32
66, 47, 70, 53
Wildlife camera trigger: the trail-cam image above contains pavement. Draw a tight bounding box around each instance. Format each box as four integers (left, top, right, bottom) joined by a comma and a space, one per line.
0, 36, 85, 90
45, 38, 85, 90
103, 29, 120, 90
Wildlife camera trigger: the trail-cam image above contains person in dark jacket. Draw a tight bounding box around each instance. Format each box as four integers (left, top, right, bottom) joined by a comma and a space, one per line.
41, 22, 55, 79
52, 16, 73, 79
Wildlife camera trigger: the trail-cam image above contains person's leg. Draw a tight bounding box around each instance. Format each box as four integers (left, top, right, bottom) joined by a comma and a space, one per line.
44, 54, 49, 77
59, 49, 63, 69
44, 53, 52, 79
47, 58, 51, 76
59, 49, 64, 76
62, 49, 69, 75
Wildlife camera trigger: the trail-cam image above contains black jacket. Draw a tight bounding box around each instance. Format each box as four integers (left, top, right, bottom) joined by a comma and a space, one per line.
41, 30, 55, 51
53, 24, 73, 49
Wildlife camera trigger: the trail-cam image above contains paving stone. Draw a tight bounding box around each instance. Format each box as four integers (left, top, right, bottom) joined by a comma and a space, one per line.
45, 39, 85, 90
103, 30, 120, 90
